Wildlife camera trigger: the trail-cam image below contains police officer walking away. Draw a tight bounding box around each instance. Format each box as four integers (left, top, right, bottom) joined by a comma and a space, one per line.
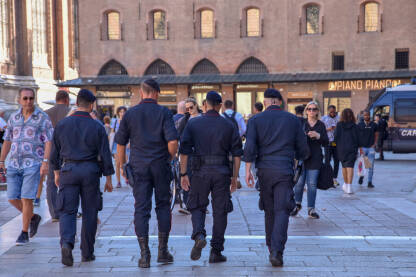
115, 79, 178, 268
244, 88, 309, 267
51, 89, 114, 266
179, 91, 243, 263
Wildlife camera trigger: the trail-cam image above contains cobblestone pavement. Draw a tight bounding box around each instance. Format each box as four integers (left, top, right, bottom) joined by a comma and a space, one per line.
0, 153, 416, 276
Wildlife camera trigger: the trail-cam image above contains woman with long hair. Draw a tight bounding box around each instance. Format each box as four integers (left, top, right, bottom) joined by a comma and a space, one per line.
335, 108, 359, 194
291, 101, 328, 219
112, 106, 127, 188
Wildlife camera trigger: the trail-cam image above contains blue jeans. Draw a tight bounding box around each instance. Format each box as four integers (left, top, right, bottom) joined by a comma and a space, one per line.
362, 147, 375, 182
294, 169, 319, 209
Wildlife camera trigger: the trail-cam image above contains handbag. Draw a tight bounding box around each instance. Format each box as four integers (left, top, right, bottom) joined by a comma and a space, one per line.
293, 160, 304, 184
357, 155, 368, 177
317, 163, 334, 190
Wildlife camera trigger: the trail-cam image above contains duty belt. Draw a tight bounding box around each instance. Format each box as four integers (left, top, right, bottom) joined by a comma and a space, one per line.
63, 158, 98, 164
198, 155, 229, 166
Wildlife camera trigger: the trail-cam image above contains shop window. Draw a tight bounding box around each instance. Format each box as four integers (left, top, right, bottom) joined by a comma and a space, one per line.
0, 0, 10, 61
200, 9, 214, 38
153, 10, 166, 39
395, 49, 409, 69
32, 0, 48, 65
236, 57, 268, 74
323, 91, 351, 115
306, 5, 320, 34
332, 53, 344, 71
395, 98, 416, 122
98, 59, 128, 75
191, 59, 220, 75
144, 59, 175, 75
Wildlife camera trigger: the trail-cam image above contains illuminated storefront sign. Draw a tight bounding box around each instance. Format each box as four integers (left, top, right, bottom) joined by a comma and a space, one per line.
328, 79, 403, 91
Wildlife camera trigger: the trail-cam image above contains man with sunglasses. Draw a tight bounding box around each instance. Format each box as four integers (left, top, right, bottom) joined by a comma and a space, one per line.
0, 88, 54, 245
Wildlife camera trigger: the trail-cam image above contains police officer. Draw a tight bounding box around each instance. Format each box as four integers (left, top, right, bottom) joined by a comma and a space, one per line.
51, 89, 114, 266
244, 88, 309, 267
179, 91, 243, 263
115, 79, 178, 268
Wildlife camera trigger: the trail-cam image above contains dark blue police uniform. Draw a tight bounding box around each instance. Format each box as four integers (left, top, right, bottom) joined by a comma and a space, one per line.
50, 91, 114, 261
179, 92, 243, 258
243, 89, 309, 265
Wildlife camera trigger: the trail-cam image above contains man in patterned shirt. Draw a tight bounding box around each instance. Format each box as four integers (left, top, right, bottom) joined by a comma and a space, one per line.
0, 88, 53, 245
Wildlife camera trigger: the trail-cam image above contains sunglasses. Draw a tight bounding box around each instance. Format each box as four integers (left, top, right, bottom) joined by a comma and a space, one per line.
307, 108, 318, 111
23, 97, 34, 101
186, 106, 194, 111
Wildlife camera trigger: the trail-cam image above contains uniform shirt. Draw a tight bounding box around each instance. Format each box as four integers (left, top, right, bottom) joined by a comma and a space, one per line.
45, 104, 70, 128
222, 109, 247, 137
243, 105, 309, 173
358, 121, 378, 148
115, 98, 178, 166
4, 107, 53, 169
179, 110, 243, 175
50, 111, 114, 176
321, 114, 339, 142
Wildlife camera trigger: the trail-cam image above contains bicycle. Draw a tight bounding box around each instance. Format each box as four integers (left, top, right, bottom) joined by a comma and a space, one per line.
170, 158, 185, 211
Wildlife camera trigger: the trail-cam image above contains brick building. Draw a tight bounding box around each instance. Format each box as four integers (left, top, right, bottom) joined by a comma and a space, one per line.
0, 0, 79, 109
58, 0, 416, 117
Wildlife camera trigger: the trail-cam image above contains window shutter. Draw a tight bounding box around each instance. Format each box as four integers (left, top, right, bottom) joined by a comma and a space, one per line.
120, 22, 124, 40
261, 18, 264, 37
380, 13, 383, 32
146, 22, 149, 40
195, 15, 201, 39
215, 20, 218, 38
321, 15, 324, 34
167, 21, 170, 40
299, 17, 302, 35
193, 20, 196, 39
242, 12, 247, 37
100, 21, 106, 40
240, 19, 243, 37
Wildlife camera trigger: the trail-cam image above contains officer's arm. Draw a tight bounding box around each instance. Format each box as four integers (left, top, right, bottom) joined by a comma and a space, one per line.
168, 140, 178, 160
163, 109, 179, 157
179, 122, 194, 171
295, 119, 309, 161
114, 114, 129, 167
50, 127, 61, 171
242, 119, 257, 164
99, 126, 115, 176
179, 154, 188, 174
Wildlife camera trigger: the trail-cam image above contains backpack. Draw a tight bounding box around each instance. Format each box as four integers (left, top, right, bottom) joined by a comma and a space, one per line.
223, 111, 239, 132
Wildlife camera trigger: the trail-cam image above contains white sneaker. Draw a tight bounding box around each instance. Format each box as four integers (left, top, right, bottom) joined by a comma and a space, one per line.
342, 183, 346, 193
346, 183, 354, 194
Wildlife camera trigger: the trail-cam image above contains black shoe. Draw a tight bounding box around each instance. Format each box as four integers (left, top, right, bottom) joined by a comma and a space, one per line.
16, 231, 29, 246
269, 251, 283, 267
308, 208, 320, 219
190, 234, 206, 261
209, 249, 227, 263
138, 236, 151, 268
61, 245, 74, 266
368, 182, 374, 188
82, 254, 96, 262
157, 232, 174, 263
358, 176, 364, 185
29, 214, 41, 238
290, 204, 301, 217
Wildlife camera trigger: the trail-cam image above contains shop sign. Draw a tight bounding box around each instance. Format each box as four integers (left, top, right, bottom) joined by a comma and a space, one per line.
236, 84, 268, 89
287, 92, 313, 99
191, 85, 218, 90
97, 99, 114, 105
328, 79, 403, 91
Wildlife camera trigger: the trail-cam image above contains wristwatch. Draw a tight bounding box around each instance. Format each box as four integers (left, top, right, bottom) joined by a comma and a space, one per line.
180, 172, 188, 177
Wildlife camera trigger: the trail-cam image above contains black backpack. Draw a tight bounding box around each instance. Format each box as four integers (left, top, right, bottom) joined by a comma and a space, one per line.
223, 111, 239, 132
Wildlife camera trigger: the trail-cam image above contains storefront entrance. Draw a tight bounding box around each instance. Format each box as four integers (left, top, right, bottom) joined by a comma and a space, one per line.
235, 84, 268, 120
286, 92, 313, 114
323, 91, 351, 115
190, 85, 221, 107
96, 88, 131, 119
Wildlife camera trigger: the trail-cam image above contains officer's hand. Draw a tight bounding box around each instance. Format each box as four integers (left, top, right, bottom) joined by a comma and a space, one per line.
105, 180, 113, 192
40, 162, 49, 176
246, 172, 255, 188
55, 175, 60, 188
230, 177, 238, 193
181, 176, 190, 191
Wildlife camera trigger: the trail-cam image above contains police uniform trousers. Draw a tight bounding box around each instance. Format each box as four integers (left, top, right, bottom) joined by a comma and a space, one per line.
187, 171, 233, 251
46, 163, 59, 220
57, 161, 101, 258
257, 169, 295, 253
132, 159, 172, 237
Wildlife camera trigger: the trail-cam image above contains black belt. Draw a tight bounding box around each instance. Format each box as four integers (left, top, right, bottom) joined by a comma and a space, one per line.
199, 155, 228, 166
63, 159, 97, 164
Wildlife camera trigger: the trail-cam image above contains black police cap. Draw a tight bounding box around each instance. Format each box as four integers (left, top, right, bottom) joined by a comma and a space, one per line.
143, 78, 160, 93
77, 89, 96, 103
264, 88, 282, 100
206, 90, 222, 104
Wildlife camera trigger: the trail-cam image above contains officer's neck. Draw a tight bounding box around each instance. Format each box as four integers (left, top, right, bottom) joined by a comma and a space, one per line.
77, 107, 92, 113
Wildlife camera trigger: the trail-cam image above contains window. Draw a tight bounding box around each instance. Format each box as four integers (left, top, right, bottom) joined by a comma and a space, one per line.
246, 8, 260, 37
200, 10, 214, 38
306, 5, 319, 34
107, 12, 121, 40
395, 49, 409, 69
323, 91, 351, 115
191, 59, 220, 75
236, 57, 268, 74
364, 2, 379, 32
332, 53, 344, 71
98, 60, 128, 75
144, 59, 175, 75
32, 0, 48, 65
395, 98, 416, 122
153, 11, 166, 39
0, 0, 10, 61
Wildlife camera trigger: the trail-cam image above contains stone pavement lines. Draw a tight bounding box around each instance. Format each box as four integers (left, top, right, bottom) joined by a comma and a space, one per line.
1, 236, 416, 277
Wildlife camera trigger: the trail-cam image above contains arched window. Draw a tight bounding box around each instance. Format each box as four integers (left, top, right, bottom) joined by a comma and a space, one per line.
191, 59, 220, 75
306, 5, 320, 34
32, 0, 48, 65
107, 11, 121, 40
236, 57, 268, 74
200, 9, 214, 38
246, 8, 260, 37
364, 2, 379, 32
98, 60, 128, 75
153, 10, 166, 39
144, 59, 175, 75
0, 0, 10, 61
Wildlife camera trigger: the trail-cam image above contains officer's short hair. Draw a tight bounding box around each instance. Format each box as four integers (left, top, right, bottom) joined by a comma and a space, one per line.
224, 100, 233, 109
254, 102, 263, 112
77, 89, 96, 108
56, 90, 69, 103
141, 79, 160, 95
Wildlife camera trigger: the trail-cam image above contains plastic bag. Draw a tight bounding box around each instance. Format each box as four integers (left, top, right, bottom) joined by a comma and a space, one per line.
357, 156, 368, 177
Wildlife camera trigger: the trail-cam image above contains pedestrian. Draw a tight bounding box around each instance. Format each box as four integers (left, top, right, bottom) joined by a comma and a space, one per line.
115, 79, 178, 268
375, 114, 388, 160
43, 90, 71, 220
251, 102, 264, 191
321, 105, 340, 186
0, 87, 53, 245
176, 98, 202, 215
254, 102, 263, 114
294, 105, 305, 121
291, 101, 328, 219
103, 116, 112, 136
90, 110, 103, 125
357, 111, 378, 188
179, 91, 242, 263
244, 88, 309, 267
111, 106, 127, 188
335, 108, 359, 194
173, 100, 186, 123
0, 110, 7, 149
50, 89, 114, 266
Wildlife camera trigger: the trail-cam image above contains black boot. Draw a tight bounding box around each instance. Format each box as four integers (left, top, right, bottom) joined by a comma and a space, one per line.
209, 248, 227, 263
157, 232, 173, 263
269, 251, 283, 267
190, 234, 207, 261
61, 244, 73, 267
138, 236, 151, 268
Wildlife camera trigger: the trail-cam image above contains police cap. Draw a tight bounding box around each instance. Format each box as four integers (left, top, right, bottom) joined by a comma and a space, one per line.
143, 78, 160, 93
206, 90, 222, 104
264, 88, 282, 100
77, 89, 96, 103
